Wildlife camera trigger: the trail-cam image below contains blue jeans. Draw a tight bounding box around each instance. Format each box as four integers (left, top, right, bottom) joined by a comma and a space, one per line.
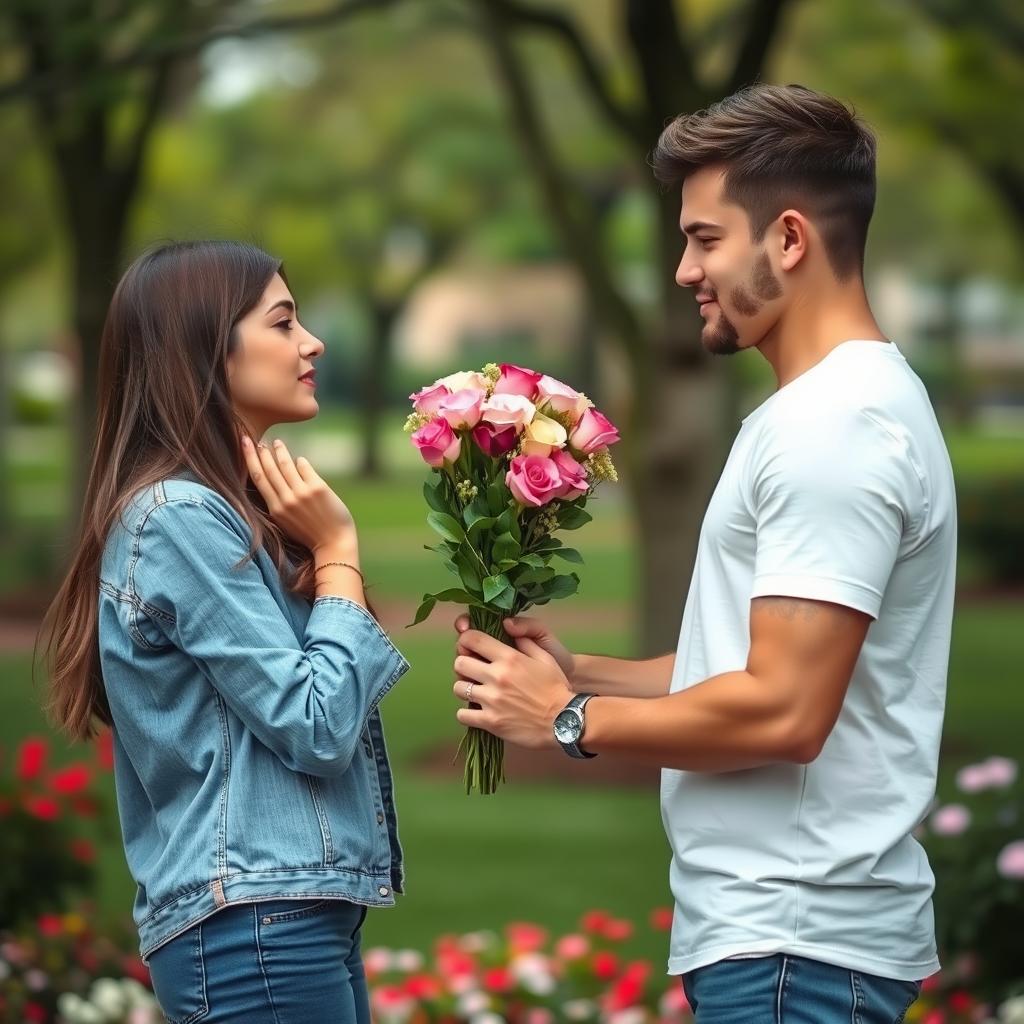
681, 954, 922, 1024
146, 899, 369, 1024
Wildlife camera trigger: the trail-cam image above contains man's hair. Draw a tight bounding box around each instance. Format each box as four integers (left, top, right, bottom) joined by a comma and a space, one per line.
653, 83, 877, 280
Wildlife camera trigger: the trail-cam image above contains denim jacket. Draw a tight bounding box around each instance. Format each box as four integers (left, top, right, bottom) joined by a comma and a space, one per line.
97, 476, 411, 959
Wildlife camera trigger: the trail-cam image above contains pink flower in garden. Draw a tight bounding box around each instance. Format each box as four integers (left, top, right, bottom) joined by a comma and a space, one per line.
51, 763, 91, 795
526, 1009, 555, 1024
581, 910, 612, 934
554, 934, 590, 960
921, 1011, 945, 1024
24, 795, 60, 821
483, 966, 515, 993
507, 455, 563, 507
472, 421, 519, 457
536, 375, 590, 420
438, 388, 486, 431
480, 393, 536, 432
956, 756, 1017, 793
602, 918, 635, 942
16, 736, 48, 782
996, 840, 1024, 879
410, 382, 450, 416
660, 984, 691, 1015
551, 449, 589, 501
506, 922, 548, 954
411, 419, 461, 468
569, 408, 620, 455
930, 803, 971, 836
493, 363, 543, 399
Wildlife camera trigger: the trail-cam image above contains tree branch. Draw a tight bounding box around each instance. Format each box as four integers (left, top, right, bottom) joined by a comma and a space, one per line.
725, 0, 792, 96
623, 0, 698, 126
485, 0, 646, 146
0, 0, 398, 104
473, 0, 646, 384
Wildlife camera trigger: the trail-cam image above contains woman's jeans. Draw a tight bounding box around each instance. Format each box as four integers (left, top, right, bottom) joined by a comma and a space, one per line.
147, 899, 369, 1024
682, 953, 922, 1024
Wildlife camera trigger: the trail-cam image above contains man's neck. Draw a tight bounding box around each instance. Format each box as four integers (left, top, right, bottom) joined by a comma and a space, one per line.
757, 280, 887, 389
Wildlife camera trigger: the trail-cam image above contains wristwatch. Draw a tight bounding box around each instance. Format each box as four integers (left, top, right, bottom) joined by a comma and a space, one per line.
553, 693, 597, 759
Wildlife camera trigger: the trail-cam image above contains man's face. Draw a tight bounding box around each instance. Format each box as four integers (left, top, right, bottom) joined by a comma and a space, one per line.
675, 167, 784, 355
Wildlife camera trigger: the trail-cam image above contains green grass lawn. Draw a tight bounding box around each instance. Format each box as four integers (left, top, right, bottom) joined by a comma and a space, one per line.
2, 413, 1022, 963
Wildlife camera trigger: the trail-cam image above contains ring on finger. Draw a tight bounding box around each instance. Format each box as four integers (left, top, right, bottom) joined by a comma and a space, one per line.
464, 682, 475, 703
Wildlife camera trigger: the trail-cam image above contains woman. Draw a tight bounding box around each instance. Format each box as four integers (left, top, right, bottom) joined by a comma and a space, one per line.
41, 240, 410, 1023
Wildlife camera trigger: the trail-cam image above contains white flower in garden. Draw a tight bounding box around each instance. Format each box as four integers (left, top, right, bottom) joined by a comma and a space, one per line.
469, 1013, 506, 1024
511, 953, 555, 995
930, 803, 971, 835
57, 993, 89, 1021
24, 967, 48, 991
456, 990, 492, 1016
90, 977, 129, 1016
997, 995, 1024, 1023
562, 998, 597, 1021
363, 947, 394, 974
448, 974, 477, 995
609, 1010, 647, 1024
121, 979, 158, 1009
394, 949, 425, 973
459, 930, 499, 953
996, 839, 1024, 879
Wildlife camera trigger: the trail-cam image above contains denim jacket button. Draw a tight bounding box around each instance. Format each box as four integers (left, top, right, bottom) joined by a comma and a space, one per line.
376, 812, 385, 825
378, 886, 389, 897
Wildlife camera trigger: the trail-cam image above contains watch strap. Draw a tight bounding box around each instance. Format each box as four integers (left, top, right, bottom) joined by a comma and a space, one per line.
561, 693, 596, 759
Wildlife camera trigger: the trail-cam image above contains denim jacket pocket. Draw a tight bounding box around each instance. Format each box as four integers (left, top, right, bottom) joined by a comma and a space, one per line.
147, 922, 209, 1024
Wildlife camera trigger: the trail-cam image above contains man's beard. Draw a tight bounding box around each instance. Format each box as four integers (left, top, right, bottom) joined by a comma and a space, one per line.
701, 251, 782, 356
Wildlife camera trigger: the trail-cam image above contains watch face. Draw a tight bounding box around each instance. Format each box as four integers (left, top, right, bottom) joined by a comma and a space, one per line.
554, 709, 582, 744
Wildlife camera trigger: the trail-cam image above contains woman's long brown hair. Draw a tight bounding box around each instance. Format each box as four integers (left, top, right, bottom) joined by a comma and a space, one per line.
40, 241, 324, 740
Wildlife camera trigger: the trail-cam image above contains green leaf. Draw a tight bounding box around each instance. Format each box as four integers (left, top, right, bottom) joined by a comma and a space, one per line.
453, 545, 484, 594
492, 532, 521, 564
519, 553, 548, 569
467, 515, 498, 540
427, 511, 466, 544
491, 585, 516, 611
551, 547, 584, 564
483, 573, 512, 603
431, 588, 479, 604
497, 507, 522, 544
542, 573, 580, 600
408, 596, 436, 627
515, 566, 556, 586
496, 559, 519, 572
423, 478, 449, 515
486, 482, 507, 515
557, 507, 593, 531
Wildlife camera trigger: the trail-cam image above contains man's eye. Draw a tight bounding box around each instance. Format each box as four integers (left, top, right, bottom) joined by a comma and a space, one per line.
698, 238, 716, 250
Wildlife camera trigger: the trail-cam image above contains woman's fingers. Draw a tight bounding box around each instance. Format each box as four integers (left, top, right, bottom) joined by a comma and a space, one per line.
256, 441, 290, 505
272, 439, 305, 490
242, 436, 276, 504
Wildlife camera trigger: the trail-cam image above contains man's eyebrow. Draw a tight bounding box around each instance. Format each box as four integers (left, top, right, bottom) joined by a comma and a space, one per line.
265, 299, 295, 316
681, 220, 724, 235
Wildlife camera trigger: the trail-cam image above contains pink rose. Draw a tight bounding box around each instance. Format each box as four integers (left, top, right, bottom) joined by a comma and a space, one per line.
472, 421, 518, 457
554, 934, 590, 960
568, 407, 620, 454
438, 388, 486, 430
493, 363, 543, 400
411, 418, 461, 468
409, 382, 450, 416
551, 448, 589, 500
480, 393, 536, 432
957, 756, 1019, 793
930, 803, 971, 836
996, 840, 1024, 879
506, 454, 563, 507
536, 375, 589, 420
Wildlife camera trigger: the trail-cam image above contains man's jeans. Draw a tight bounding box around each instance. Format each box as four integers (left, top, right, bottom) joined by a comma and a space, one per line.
681, 953, 922, 1024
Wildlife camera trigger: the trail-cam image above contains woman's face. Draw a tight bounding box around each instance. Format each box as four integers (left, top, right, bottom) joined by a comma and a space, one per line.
227, 273, 325, 438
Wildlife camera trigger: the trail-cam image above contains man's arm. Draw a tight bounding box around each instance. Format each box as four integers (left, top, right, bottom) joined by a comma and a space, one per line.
582, 596, 870, 770
452, 596, 870, 769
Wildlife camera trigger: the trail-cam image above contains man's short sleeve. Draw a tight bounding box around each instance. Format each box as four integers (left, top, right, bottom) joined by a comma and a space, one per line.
749, 407, 923, 619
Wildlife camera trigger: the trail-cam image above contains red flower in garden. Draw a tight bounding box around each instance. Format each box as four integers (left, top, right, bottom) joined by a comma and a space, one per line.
71, 838, 96, 863
403, 974, 443, 999
37, 914, 63, 937
602, 918, 634, 942
592, 951, 620, 980
948, 991, 974, 1013
606, 974, 644, 1011
23, 1003, 47, 1023
16, 737, 49, 781
122, 955, 151, 986
52, 762, 92, 795
0, 796, 11, 816
95, 729, 115, 770
71, 796, 99, 818
581, 910, 612, 934
483, 967, 515, 993
24, 795, 60, 820
649, 907, 674, 931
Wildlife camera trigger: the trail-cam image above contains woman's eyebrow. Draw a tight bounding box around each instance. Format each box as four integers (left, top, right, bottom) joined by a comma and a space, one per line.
265, 298, 295, 316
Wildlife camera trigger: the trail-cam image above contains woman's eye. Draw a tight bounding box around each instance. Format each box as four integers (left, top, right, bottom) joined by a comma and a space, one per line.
275, 319, 293, 332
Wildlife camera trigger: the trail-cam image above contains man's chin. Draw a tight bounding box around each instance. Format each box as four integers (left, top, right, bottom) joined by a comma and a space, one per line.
701, 326, 742, 356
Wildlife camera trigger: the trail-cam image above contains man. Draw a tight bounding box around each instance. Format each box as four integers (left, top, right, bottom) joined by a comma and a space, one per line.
451, 84, 956, 1023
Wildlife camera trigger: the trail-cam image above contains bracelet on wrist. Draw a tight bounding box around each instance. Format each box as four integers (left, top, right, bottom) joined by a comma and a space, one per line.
314, 560, 365, 587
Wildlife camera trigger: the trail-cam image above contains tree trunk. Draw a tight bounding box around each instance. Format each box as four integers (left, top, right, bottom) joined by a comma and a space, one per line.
359, 301, 398, 479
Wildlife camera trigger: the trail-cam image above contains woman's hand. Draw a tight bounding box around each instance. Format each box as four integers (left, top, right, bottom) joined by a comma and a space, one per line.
242, 436, 357, 555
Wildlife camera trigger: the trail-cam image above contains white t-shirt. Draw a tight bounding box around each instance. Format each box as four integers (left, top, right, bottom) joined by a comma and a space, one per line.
662, 339, 956, 982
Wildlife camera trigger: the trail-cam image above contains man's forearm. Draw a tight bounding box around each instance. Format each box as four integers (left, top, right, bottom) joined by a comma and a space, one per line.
573, 652, 675, 698
581, 669, 812, 771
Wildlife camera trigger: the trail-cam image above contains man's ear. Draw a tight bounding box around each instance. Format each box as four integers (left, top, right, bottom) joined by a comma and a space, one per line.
778, 210, 809, 272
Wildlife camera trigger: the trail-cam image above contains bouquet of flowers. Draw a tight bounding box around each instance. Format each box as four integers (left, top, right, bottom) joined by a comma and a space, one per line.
405, 363, 620, 794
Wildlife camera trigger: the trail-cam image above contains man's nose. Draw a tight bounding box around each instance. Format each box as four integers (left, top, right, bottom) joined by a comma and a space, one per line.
675, 256, 703, 289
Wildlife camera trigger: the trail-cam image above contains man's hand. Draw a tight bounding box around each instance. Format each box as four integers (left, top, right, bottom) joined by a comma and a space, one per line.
451, 627, 574, 749
455, 614, 577, 689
